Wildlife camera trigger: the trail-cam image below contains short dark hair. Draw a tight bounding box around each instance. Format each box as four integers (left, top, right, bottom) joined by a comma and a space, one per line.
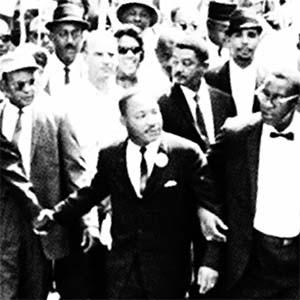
114, 24, 144, 62
175, 33, 209, 63
119, 89, 136, 116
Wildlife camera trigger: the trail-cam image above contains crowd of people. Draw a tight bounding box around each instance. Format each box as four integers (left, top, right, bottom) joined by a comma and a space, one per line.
0, 0, 299, 299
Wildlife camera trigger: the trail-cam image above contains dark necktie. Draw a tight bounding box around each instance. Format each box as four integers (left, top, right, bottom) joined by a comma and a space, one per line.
140, 146, 148, 196
194, 94, 209, 142
270, 131, 294, 141
64, 65, 70, 84
12, 109, 23, 146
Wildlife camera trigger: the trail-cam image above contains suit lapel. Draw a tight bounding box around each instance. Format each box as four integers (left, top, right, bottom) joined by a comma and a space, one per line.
115, 139, 139, 199
143, 136, 171, 199
220, 61, 232, 95
30, 108, 39, 162
246, 121, 263, 213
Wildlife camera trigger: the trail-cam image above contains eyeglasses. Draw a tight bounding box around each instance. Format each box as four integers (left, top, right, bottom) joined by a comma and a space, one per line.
255, 86, 299, 105
0, 35, 11, 43
10, 78, 35, 91
56, 30, 82, 41
118, 46, 142, 55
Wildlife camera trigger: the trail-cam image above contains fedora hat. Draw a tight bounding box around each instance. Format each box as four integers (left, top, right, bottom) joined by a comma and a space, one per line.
46, 3, 90, 31
227, 8, 263, 35
116, 0, 159, 27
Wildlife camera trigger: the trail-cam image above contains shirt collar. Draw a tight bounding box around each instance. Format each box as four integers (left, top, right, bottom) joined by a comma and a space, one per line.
229, 58, 257, 75
127, 137, 161, 155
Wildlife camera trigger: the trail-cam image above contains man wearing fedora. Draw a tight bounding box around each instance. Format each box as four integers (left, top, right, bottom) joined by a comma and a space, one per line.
44, 2, 89, 95
205, 8, 263, 117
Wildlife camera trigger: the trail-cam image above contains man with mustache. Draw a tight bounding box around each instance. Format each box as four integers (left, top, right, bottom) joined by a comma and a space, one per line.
44, 2, 89, 95
34, 89, 222, 298
205, 8, 263, 117
158, 32, 234, 298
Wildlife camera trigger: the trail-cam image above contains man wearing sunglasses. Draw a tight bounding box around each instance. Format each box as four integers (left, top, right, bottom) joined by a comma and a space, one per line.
203, 70, 300, 298
0, 46, 95, 299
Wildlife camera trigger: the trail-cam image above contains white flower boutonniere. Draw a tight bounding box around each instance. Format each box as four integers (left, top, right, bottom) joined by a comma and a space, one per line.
155, 152, 169, 168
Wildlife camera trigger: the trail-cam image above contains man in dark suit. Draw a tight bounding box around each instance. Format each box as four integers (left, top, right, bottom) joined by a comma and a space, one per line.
35, 89, 222, 299
159, 32, 235, 154
0, 132, 43, 299
205, 70, 300, 298
0, 46, 96, 299
205, 8, 263, 117
158, 32, 232, 298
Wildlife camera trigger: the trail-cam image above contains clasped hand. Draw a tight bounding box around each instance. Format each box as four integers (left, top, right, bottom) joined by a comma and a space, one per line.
33, 209, 55, 235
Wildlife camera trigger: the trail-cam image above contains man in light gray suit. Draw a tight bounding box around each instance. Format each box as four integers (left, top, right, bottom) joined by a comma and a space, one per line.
0, 47, 96, 299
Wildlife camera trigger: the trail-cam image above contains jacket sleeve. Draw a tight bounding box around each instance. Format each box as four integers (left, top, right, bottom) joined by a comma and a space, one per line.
0, 133, 42, 219
53, 149, 111, 225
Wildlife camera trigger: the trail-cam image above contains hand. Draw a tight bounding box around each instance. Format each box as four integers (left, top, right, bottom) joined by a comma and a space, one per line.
81, 226, 100, 253
99, 212, 112, 250
33, 209, 54, 235
199, 207, 228, 242
197, 266, 219, 295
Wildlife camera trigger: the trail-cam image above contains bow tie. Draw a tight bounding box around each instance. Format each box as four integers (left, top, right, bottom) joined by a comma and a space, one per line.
270, 131, 294, 141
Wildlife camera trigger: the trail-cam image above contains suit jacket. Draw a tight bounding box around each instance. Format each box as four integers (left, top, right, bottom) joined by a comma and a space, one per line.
158, 83, 236, 152
204, 61, 261, 115
53, 132, 221, 298
205, 115, 264, 290
0, 95, 88, 260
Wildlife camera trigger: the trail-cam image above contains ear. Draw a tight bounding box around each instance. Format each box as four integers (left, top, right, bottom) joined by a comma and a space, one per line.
120, 115, 126, 126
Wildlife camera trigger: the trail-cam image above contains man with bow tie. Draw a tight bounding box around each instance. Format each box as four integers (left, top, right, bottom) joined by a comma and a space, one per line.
204, 69, 300, 298
34, 89, 222, 299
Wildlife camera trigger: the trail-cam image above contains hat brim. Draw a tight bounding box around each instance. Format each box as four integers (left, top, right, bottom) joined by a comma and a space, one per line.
117, 2, 159, 27
46, 19, 90, 31
226, 24, 263, 35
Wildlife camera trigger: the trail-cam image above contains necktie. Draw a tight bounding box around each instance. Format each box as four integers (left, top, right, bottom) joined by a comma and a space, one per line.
140, 146, 148, 196
64, 65, 70, 84
12, 109, 23, 146
270, 131, 294, 141
194, 94, 209, 142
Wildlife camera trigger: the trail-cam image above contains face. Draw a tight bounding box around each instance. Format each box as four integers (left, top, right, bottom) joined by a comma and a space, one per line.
86, 35, 117, 85
51, 23, 84, 65
258, 76, 298, 127
5, 69, 36, 109
173, 9, 200, 34
121, 94, 162, 146
117, 35, 142, 77
0, 20, 12, 57
121, 4, 152, 31
29, 30, 54, 54
207, 20, 229, 46
171, 47, 206, 91
228, 28, 260, 67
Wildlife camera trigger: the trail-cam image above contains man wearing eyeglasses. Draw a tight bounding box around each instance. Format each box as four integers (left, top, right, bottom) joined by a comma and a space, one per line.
44, 2, 89, 95
0, 46, 96, 299
203, 70, 300, 298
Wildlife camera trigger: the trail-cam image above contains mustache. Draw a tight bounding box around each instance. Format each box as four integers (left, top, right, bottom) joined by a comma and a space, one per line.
65, 44, 76, 50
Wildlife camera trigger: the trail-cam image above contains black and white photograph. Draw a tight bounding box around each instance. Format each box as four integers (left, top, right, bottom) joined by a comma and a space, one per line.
0, 0, 299, 299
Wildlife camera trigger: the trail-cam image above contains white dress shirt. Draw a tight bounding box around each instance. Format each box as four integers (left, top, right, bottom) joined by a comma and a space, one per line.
254, 112, 300, 238
181, 80, 215, 144
126, 138, 161, 198
229, 59, 257, 117
2, 101, 32, 176
45, 53, 88, 96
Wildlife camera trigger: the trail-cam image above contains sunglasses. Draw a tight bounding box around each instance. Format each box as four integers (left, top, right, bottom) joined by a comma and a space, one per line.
10, 78, 35, 91
118, 46, 142, 55
0, 35, 11, 43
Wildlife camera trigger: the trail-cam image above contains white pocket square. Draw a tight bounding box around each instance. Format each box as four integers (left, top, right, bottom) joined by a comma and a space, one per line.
164, 180, 177, 188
